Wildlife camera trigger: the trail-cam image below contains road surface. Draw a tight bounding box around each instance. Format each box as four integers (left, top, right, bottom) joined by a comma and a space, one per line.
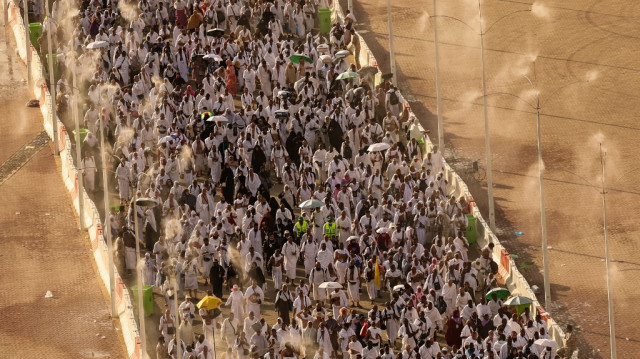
0, 11, 126, 359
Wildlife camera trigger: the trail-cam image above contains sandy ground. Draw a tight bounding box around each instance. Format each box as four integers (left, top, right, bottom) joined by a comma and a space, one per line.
345, 0, 640, 357
0, 11, 126, 359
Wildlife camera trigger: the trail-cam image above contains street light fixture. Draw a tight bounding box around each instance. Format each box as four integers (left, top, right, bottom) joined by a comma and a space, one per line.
386, 0, 396, 85
542, 153, 640, 359
133, 196, 157, 359
486, 67, 591, 312
431, 3, 532, 231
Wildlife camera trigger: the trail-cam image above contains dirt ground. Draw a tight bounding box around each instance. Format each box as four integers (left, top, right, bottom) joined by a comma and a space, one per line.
345, 0, 640, 357
0, 12, 126, 359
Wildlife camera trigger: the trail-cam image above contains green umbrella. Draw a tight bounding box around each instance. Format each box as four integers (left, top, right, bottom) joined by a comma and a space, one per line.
337, 71, 359, 80
485, 287, 510, 300
289, 54, 313, 64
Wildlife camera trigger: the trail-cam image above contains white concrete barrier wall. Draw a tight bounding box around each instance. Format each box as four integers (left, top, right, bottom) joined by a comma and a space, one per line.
4, 1, 142, 358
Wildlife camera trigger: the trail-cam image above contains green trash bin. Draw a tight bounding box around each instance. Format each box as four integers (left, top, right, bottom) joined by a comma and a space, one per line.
466, 213, 477, 244
318, 8, 331, 34
131, 285, 154, 316
29, 23, 42, 48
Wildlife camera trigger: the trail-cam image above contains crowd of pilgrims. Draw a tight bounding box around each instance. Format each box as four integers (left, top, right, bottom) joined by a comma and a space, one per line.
42, 0, 567, 357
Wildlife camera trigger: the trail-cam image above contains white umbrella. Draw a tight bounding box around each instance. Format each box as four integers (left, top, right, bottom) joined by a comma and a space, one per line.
203, 53, 223, 61
158, 135, 174, 145
533, 339, 558, 348
368, 142, 391, 152
135, 197, 158, 208
393, 284, 406, 292
347, 236, 359, 242
86, 40, 109, 49
299, 199, 325, 209
316, 44, 330, 53
376, 227, 389, 234
206, 115, 228, 124
320, 54, 333, 63
504, 296, 533, 306
335, 49, 350, 58
319, 282, 343, 289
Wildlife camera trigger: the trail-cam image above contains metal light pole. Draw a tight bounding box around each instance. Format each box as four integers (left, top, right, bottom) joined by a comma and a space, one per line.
171, 268, 182, 359
477, 0, 496, 231
100, 112, 117, 318
71, 58, 85, 229
45, 1, 58, 155
348, 0, 353, 14
133, 195, 147, 359
599, 145, 617, 359
534, 105, 552, 309
386, 0, 396, 85
433, 0, 444, 150
23, 0, 31, 88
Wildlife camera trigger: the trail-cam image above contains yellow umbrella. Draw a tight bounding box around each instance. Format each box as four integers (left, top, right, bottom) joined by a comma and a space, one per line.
197, 295, 222, 310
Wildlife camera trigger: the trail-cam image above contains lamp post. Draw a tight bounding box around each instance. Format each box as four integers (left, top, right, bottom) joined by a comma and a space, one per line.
99, 112, 118, 318
44, 1, 58, 155
537, 151, 640, 357
432, 3, 531, 231
386, 0, 396, 85
71, 58, 85, 230
432, 0, 444, 150
133, 196, 157, 359
23, 0, 31, 88
599, 145, 616, 359
486, 70, 590, 311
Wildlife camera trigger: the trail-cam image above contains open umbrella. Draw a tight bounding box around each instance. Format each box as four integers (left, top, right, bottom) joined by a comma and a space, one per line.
504, 296, 533, 306
299, 199, 325, 209
335, 49, 350, 58
319, 282, 343, 289
158, 135, 175, 145
320, 54, 333, 63
317, 43, 330, 53
135, 197, 158, 208
206, 28, 225, 37
346, 236, 359, 242
485, 287, 510, 300
393, 284, 407, 292
376, 227, 389, 234
290, 54, 312, 64
274, 109, 290, 119
368, 142, 391, 152
205, 115, 228, 124
533, 339, 558, 349
203, 53, 223, 62
86, 40, 109, 49
358, 65, 379, 78
337, 71, 359, 80
197, 295, 223, 310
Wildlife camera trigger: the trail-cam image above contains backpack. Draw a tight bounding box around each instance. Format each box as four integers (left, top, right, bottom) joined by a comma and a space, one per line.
389, 90, 399, 105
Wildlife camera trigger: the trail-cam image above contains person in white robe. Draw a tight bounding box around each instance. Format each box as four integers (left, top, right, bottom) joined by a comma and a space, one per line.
225, 284, 246, 319
282, 235, 299, 284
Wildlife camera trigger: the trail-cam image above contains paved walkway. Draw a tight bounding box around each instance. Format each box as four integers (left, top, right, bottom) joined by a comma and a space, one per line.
0, 12, 125, 359
347, 0, 640, 357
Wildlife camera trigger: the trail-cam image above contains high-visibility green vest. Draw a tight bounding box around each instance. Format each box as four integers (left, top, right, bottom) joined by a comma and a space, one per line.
324, 222, 337, 237
294, 221, 308, 237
